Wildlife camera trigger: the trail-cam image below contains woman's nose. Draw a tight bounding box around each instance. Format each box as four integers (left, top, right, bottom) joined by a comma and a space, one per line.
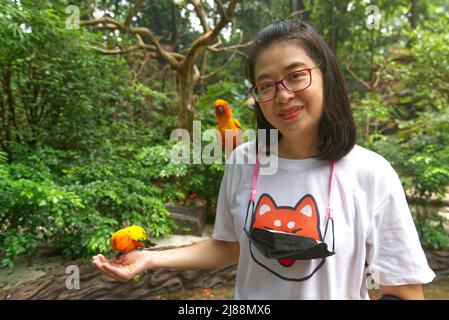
275, 84, 295, 104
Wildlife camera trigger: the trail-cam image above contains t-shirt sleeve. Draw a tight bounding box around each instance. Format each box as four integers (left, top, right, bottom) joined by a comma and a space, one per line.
212, 163, 239, 242
366, 162, 436, 286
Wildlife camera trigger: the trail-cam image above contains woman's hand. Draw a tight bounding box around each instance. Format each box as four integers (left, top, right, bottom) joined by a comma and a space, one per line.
92, 250, 156, 282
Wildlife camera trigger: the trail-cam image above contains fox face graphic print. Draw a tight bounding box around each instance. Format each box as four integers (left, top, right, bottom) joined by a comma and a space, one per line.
242, 156, 335, 281
252, 193, 324, 267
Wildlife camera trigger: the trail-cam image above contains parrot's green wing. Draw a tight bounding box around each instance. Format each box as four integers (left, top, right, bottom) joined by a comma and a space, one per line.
137, 228, 157, 247
233, 118, 242, 129
138, 239, 157, 247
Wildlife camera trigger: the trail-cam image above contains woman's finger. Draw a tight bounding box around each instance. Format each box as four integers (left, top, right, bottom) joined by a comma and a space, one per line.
97, 254, 108, 262
92, 256, 102, 269
92, 256, 126, 281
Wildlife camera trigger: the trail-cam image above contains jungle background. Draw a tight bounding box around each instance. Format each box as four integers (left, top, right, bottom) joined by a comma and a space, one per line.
0, 0, 448, 299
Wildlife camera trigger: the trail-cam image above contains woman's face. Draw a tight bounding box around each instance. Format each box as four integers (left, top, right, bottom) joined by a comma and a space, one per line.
254, 41, 324, 142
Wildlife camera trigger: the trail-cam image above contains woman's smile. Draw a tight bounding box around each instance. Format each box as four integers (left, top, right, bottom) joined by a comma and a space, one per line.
277, 105, 304, 121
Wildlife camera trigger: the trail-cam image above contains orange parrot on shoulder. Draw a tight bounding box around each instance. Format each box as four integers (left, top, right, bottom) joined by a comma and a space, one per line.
214, 99, 242, 154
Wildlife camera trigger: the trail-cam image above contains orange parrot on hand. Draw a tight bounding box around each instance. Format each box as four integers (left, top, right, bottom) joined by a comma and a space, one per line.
110, 226, 156, 253
214, 99, 242, 155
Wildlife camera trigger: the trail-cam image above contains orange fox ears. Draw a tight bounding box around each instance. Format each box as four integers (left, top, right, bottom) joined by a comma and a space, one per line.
255, 194, 277, 216
254, 194, 317, 218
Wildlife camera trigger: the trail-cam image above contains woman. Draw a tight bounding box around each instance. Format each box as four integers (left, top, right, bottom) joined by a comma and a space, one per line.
92, 19, 435, 300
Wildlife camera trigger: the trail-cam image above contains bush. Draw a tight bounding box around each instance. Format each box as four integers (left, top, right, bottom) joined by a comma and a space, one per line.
0, 141, 190, 269
0, 162, 85, 269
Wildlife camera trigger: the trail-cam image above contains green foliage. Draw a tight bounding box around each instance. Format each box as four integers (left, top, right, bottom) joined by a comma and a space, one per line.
0, 151, 7, 164
0, 0, 147, 154
0, 161, 85, 269
0, 1, 185, 269
418, 223, 449, 250
360, 13, 449, 201
0, 141, 187, 269
136, 144, 188, 179
414, 205, 449, 250
352, 11, 449, 249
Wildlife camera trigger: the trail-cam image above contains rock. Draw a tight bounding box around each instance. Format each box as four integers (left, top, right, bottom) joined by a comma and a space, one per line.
166, 203, 206, 236
425, 249, 449, 276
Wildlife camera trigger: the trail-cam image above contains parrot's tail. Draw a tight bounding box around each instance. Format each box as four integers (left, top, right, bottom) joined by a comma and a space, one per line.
139, 239, 157, 247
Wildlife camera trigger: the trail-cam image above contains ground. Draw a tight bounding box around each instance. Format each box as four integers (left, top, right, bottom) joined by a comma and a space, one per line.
1, 225, 449, 299
151, 277, 449, 300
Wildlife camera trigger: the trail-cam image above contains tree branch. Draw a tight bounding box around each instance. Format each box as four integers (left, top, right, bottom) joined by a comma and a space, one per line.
129, 26, 181, 68
201, 50, 238, 80
208, 38, 222, 50
206, 32, 251, 59
287, 8, 311, 19
86, 44, 142, 55
202, 31, 247, 80
124, 0, 145, 27
134, 52, 151, 81
207, 41, 253, 52
210, 0, 239, 40
184, 0, 240, 66
345, 61, 371, 90
214, 0, 226, 18
187, 0, 210, 33
81, 17, 182, 69
134, 33, 184, 61
81, 16, 124, 29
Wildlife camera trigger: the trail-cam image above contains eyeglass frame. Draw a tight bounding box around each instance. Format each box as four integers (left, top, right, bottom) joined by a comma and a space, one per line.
250, 64, 321, 104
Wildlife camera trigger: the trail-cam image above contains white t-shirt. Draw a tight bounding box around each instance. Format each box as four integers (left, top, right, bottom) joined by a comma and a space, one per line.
212, 141, 435, 300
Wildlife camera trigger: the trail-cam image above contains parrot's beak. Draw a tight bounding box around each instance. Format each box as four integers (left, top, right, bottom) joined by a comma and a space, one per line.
217, 106, 225, 115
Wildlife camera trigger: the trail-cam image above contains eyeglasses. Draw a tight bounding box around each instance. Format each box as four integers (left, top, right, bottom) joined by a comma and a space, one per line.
250, 65, 321, 103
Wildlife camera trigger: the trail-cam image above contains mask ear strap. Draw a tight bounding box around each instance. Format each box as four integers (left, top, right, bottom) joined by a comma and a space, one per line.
244, 156, 260, 234
323, 218, 335, 253
243, 200, 254, 236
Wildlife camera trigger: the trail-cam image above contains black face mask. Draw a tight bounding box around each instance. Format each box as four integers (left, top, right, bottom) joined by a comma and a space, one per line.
242, 158, 336, 281
244, 213, 335, 261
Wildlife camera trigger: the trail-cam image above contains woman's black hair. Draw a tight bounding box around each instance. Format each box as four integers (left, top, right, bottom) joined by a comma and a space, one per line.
248, 19, 356, 161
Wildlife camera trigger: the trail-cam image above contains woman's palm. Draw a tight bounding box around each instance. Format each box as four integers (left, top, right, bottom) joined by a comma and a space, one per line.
92, 250, 151, 282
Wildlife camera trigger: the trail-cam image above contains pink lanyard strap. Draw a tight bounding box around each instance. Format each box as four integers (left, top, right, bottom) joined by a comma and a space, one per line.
250, 156, 260, 201
327, 160, 335, 220
249, 157, 336, 218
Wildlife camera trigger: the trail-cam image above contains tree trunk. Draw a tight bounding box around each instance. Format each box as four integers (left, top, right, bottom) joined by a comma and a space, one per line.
0, 67, 7, 153
171, 2, 179, 52
81, 0, 241, 133
177, 65, 195, 133
292, 0, 307, 12
1, 64, 18, 152
410, 0, 418, 29
291, 0, 299, 12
